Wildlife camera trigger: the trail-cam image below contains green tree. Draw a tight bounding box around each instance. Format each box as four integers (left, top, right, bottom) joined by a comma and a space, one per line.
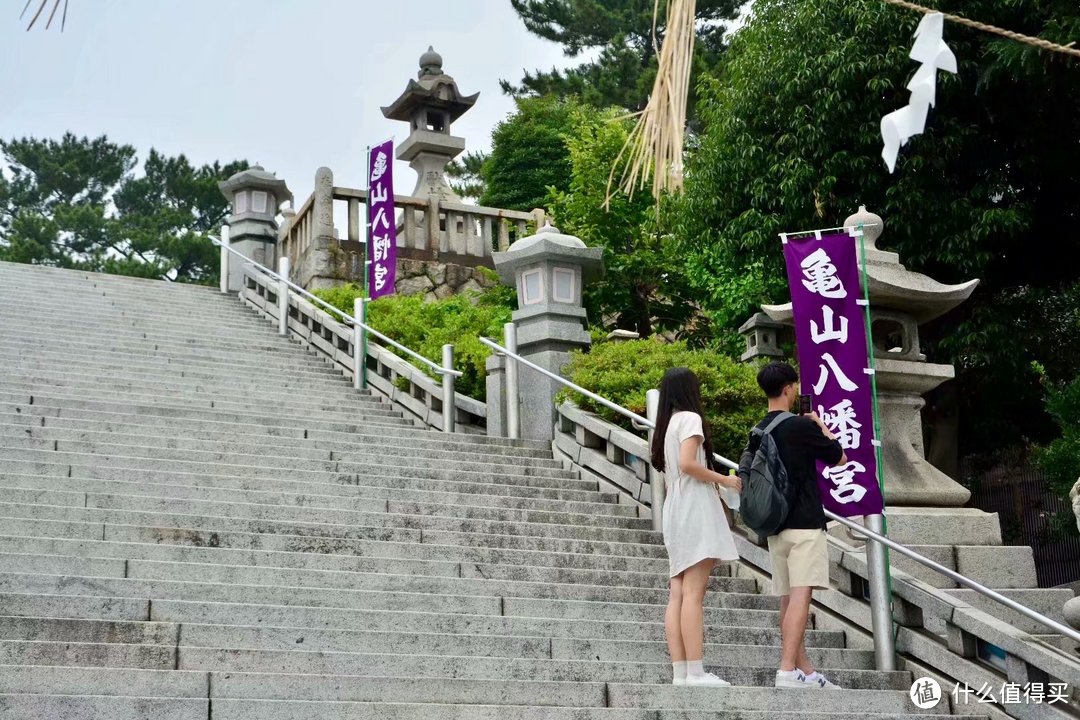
0, 133, 246, 284
503, 0, 743, 119
674, 0, 1080, 456
547, 106, 702, 341
479, 96, 577, 211
446, 150, 489, 202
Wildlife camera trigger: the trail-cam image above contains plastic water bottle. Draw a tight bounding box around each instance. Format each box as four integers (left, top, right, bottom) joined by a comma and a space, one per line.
719, 468, 741, 511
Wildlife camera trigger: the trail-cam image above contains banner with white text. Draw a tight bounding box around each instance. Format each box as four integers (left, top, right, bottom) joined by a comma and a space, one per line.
782, 229, 884, 517
367, 141, 397, 300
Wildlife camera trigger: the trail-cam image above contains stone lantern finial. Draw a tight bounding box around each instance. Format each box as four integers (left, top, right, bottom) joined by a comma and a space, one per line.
419, 46, 443, 78
844, 205, 884, 251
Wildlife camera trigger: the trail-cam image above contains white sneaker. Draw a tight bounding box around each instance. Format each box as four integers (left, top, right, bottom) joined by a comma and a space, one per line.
685, 672, 731, 687
775, 669, 816, 689
804, 671, 840, 689
672, 676, 686, 686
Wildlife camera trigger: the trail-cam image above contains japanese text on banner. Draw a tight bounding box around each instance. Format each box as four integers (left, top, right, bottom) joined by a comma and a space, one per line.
782, 231, 884, 517
367, 141, 397, 300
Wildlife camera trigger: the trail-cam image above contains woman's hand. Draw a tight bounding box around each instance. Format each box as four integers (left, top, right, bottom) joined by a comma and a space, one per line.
720, 474, 743, 493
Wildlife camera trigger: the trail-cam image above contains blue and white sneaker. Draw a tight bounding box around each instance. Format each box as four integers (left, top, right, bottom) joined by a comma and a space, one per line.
775, 669, 816, 689
805, 671, 840, 689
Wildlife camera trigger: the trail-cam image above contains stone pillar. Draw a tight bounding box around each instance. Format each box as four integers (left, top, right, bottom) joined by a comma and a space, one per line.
485, 352, 508, 438
291, 167, 341, 291
492, 223, 604, 443
218, 165, 292, 291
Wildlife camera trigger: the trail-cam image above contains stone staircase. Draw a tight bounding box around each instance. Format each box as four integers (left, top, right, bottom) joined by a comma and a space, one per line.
0, 261, 983, 718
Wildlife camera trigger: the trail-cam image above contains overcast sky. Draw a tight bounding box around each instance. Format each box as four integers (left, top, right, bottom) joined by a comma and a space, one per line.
1, 0, 580, 202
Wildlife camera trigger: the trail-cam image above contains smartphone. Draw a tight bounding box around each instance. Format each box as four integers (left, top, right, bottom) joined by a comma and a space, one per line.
798, 394, 813, 415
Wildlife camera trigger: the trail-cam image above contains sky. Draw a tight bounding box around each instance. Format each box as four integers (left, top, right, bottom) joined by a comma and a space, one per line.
0, 0, 582, 203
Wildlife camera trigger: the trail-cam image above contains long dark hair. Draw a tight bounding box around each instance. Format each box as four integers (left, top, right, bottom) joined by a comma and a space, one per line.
650, 367, 718, 473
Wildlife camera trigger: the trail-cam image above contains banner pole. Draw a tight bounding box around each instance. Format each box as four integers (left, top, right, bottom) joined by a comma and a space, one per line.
857, 222, 895, 671
360, 146, 371, 391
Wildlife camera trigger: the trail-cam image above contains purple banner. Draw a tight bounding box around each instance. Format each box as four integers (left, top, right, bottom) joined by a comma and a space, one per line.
782, 230, 884, 517
367, 141, 397, 300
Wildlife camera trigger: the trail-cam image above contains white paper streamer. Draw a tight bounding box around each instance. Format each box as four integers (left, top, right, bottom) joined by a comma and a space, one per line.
881, 13, 957, 173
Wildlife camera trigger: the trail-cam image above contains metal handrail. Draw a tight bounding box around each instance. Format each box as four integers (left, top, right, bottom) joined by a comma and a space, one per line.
214, 237, 462, 378
479, 336, 1080, 646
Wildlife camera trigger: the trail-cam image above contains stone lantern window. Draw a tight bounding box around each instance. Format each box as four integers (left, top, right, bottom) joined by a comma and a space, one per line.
234, 191, 249, 214
251, 190, 268, 214
553, 267, 576, 303
521, 268, 545, 305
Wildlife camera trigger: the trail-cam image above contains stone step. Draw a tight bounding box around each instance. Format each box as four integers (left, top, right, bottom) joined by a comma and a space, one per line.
0, 571, 775, 618
0, 450, 592, 497
0, 499, 666, 556
0, 468, 631, 522
0, 665, 208, 698
0, 347, 350, 382
0, 615, 177, 645
0, 693, 972, 720
1, 368, 390, 408
0, 520, 675, 578
8, 438, 578, 484
0, 393, 417, 435
175, 645, 878, 680
4, 423, 567, 471
0, 693, 207, 720
0, 638, 175, 669
0, 550, 733, 605
0, 385, 410, 424
46, 460, 615, 506
13, 408, 553, 457
0, 536, 704, 592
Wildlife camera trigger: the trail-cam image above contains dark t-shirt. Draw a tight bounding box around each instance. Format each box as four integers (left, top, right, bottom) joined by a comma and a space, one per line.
755, 411, 844, 532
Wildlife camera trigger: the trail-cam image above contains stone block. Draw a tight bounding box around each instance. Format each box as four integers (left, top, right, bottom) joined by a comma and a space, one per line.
882, 506, 1002, 546
954, 545, 1037, 589
396, 274, 434, 296
425, 263, 447, 285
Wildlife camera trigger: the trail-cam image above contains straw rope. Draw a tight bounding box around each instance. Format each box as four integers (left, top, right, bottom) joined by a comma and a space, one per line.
606, 0, 697, 207
883, 0, 1080, 59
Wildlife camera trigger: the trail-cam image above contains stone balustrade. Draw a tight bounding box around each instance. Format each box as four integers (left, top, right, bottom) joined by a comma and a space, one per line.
239, 264, 486, 433
278, 168, 543, 291
550, 401, 1080, 717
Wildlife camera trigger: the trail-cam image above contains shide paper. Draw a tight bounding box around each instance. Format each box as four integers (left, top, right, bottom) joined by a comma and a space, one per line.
881, 13, 957, 173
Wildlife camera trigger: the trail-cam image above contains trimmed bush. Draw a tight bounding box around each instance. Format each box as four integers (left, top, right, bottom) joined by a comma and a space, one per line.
558, 338, 764, 460
312, 284, 513, 402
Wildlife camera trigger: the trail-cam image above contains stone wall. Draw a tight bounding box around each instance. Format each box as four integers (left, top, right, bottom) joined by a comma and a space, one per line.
395, 258, 499, 301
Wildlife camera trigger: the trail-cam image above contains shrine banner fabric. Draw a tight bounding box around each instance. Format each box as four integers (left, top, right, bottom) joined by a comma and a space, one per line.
782, 230, 885, 517
367, 141, 397, 300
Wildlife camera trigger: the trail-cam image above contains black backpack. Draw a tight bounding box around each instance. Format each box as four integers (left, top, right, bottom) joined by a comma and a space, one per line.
737, 412, 795, 537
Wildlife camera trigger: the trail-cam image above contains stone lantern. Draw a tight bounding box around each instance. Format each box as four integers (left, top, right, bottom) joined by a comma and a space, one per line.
218, 165, 292, 290
493, 223, 604, 443
738, 312, 786, 362
381, 46, 479, 201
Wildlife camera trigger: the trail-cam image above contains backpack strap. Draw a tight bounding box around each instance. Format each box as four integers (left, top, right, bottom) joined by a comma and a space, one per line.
760, 410, 794, 433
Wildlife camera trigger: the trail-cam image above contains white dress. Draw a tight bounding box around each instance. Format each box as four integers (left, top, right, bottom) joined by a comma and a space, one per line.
662, 411, 740, 577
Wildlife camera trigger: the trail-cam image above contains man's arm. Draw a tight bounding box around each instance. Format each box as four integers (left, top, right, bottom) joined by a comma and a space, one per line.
805, 413, 847, 466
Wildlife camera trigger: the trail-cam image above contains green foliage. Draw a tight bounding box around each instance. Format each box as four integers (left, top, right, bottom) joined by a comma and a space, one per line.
503, 0, 743, 122
479, 96, 577, 211
0, 133, 245, 284
446, 150, 489, 202
312, 284, 513, 402
1034, 373, 1080, 501
675, 0, 1080, 456
547, 106, 706, 343
558, 338, 762, 458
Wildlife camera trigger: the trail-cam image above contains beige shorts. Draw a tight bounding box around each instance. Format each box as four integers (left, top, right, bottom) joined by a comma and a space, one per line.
767, 528, 829, 595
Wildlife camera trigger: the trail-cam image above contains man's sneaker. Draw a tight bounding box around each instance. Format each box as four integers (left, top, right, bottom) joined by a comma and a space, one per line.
805, 671, 840, 689
775, 669, 816, 689
685, 672, 732, 687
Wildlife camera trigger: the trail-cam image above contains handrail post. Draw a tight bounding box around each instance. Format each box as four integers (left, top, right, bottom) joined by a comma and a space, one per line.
504, 322, 520, 441
441, 344, 455, 433
865, 513, 896, 670
352, 297, 366, 391
646, 388, 663, 532
277, 257, 290, 336
219, 225, 230, 294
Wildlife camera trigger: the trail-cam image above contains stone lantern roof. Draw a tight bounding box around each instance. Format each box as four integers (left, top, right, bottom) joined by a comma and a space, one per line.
218, 165, 293, 207
380, 47, 480, 124
492, 223, 604, 286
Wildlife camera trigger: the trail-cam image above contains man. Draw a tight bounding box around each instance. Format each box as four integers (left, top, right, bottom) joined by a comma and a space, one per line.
752, 361, 847, 690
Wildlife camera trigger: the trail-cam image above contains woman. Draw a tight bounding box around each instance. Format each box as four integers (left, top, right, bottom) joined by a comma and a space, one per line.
650, 367, 742, 687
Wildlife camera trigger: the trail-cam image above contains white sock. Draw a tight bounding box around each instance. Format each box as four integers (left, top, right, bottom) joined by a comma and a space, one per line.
672, 661, 687, 682
686, 660, 705, 678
